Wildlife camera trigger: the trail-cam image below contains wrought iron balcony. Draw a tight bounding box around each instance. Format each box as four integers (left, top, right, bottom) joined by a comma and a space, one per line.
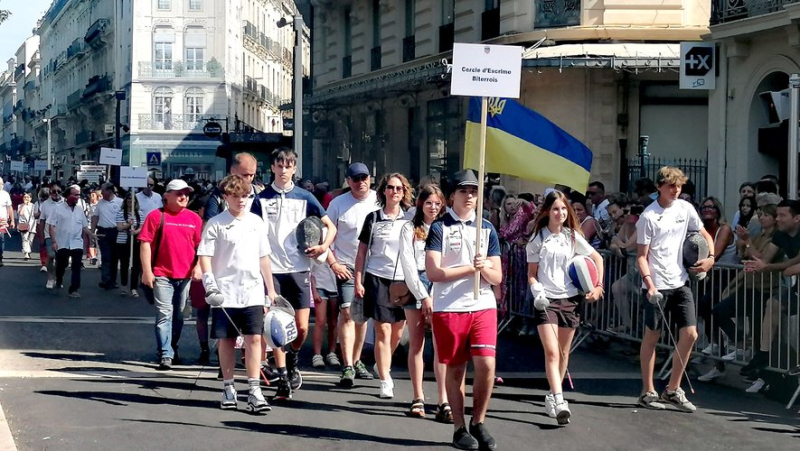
83, 74, 111, 99
138, 61, 224, 79
14, 64, 25, 79
67, 89, 83, 110
535, 0, 581, 28
138, 114, 203, 131
710, 0, 798, 24
84, 18, 110, 46
67, 38, 86, 59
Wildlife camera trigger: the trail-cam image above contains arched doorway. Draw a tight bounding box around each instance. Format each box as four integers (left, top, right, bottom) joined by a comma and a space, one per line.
747, 71, 789, 195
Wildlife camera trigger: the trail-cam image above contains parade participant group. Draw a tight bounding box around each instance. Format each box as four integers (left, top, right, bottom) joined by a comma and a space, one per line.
0, 157, 729, 450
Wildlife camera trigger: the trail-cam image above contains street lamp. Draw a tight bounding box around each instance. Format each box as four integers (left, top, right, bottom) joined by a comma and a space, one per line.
277, 13, 304, 177
42, 118, 52, 171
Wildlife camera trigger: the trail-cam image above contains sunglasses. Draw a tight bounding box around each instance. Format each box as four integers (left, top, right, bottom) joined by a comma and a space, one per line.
351, 174, 369, 182
385, 185, 404, 192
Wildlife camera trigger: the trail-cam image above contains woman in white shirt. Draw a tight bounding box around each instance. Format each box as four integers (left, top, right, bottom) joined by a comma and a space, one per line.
17, 193, 35, 260
354, 173, 413, 400
115, 192, 142, 297
398, 184, 451, 421
527, 190, 604, 425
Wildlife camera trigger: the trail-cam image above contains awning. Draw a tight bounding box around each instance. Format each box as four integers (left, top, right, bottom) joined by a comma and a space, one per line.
523, 43, 680, 71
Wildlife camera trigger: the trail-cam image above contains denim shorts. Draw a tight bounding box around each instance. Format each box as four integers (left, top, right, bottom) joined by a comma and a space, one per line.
336, 264, 356, 309
316, 288, 338, 301
404, 271, 433, 310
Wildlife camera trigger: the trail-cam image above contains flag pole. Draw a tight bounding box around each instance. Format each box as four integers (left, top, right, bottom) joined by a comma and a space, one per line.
474, 96, 489, 299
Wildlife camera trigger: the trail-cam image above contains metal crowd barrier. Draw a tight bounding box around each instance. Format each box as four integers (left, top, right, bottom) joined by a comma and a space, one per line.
503, 250, 800, 409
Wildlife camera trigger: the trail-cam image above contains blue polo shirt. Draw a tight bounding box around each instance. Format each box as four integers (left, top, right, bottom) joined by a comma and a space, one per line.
256, 183, 326, 274
425, 209, 501, 313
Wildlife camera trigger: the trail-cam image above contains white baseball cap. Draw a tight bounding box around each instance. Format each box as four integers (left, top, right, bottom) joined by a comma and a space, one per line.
166, 179, 194, 192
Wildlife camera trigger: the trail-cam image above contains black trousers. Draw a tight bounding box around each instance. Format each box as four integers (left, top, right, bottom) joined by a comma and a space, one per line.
56, 248, 84, 293
116, 239, 141, 289
97, 227, 118, 286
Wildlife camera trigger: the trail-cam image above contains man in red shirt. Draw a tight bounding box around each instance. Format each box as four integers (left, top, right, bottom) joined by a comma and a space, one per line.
140, 179, 203, 370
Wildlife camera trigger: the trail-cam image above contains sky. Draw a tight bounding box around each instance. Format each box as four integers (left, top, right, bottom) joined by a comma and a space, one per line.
0, 0, 52, 67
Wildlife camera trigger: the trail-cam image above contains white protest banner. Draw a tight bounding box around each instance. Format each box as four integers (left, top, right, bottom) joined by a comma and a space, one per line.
120, 166, 149, 188
99, 147, 123, 166
34, 160, 48, 171
451, 43, 523, 98
10, 161, 24, 172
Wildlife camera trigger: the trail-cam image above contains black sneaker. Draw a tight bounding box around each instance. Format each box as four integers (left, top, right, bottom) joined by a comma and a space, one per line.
273, 376, 293, 401
740, 351, 769, 376
198, 349, 210, 366
339, 366, 356, 388
157, 357, 172, 371
468, 421, 497, 450
354, 360, 373, 380
452, 426, 479, 450
262, 362, 280, 384
287, 351, 303, 390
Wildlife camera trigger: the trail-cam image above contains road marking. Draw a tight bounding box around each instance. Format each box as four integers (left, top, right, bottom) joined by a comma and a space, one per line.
0, 317, 190, 325
0, 400, 18, 451
0, 369, 340, 380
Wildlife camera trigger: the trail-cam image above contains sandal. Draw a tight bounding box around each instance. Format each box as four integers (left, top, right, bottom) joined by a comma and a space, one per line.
435, 402, 454, 424
406, 399, 425, 418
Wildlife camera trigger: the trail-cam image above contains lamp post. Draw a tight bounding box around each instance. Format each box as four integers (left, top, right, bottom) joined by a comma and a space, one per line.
114, 90, 126, 185
278, 13, 304, 177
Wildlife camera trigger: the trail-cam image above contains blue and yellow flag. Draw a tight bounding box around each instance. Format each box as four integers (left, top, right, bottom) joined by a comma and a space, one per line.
464, 97, 593, 192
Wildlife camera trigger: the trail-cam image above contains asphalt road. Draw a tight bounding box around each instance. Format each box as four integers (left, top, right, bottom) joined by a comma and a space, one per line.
0, 233, 797, 450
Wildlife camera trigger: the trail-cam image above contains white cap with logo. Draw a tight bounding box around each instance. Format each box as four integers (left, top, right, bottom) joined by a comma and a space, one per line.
166, 179, 194, 192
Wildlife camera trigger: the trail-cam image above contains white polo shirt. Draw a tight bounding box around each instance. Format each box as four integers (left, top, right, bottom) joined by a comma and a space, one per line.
358, 209, 409, 280
526, 227, 594, 299
46, 202, 88, 250
636, 199, 703, 290
93, 197, 123, 228
136, 191, 163, 219
197, 210, 271, 308
425, 209, 501, 313
39, 198, 64, 239
327, 190, 379, 268
0, 190, 11, 221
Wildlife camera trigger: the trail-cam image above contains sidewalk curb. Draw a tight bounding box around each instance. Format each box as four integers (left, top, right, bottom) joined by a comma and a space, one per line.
0, 400, 18, 451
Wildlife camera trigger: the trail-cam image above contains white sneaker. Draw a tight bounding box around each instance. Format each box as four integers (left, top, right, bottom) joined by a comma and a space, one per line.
311, 354, 325, 368
379, 380, 394, 399
746, 378, 766, 393
722, 348, 744, 361
40, 266, 47, 272
698, 367, 725, 382
247, 387, 271, 414
544, 394, 556, 418
554, 400, 571, 425
220, 386, 237, 410
701, 343, 719, 356
45, 279, 54, 289
374, 363, 392, 387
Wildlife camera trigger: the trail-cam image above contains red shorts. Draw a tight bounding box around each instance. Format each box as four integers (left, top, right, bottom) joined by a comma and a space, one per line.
432, 309, 497, 365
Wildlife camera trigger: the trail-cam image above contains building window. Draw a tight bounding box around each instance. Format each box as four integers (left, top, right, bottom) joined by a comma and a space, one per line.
185, 48, 204, 71
185, 88, 204, 126
153, 87, 173, 130
189, 0, 202, 10
157, 0, 171, 10
154, 41, 173, 71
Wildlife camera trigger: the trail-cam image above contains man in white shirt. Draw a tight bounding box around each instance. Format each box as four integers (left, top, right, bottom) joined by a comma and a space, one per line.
636, 166, 714, 413
39, 182, 65, 288
48, 185, 95, 298
326, 162, 380, 387
198, 174, 278, 413
136, 177, 163, 219
0, 177, 14, 267
92, 183, 123, 289
587, 181, 610, 227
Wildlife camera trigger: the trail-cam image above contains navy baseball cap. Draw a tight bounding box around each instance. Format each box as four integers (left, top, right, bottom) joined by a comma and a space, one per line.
346, 163, 370, 178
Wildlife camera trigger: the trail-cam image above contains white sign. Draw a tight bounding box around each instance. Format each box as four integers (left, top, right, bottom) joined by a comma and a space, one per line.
10, 161, 24, 172
77, 172, 102, 183
105, 124, 114, 135
680, 42, 715, 90
34, 160, 47, 171
120, 166, 149, 188
80, 164, 106, 173
99, 147, 123, 166
450, 43, 522, 99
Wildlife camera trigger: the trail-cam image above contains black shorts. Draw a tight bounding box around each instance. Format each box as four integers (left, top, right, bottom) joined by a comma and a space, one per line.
363, 273, 406, 324
273, 272, 312, 310
643, 285, 696, 331
534, 295, 582, 329
211, 305, 264, 339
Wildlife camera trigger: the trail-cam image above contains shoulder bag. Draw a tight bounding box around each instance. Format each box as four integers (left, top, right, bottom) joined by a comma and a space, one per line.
140, 209, 165, 305
389, 222, 414, 307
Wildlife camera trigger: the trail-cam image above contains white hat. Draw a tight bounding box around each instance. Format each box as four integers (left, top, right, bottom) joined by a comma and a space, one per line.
166, 179, 194, 192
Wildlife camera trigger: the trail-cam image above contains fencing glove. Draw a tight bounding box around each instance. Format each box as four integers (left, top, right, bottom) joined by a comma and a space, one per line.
530, 282, 549, 311
202, 273, 225, 307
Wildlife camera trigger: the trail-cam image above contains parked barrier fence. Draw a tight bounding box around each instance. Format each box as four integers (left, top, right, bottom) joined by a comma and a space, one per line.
500, 250, 800, 409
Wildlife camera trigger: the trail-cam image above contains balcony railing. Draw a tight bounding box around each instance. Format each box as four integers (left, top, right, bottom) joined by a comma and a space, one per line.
67, 89, 83, 110
14, 64, 25, 79
83, 74, 111, 99
402, 35, 415, 63
535, 0, 581, 28
138, 114, 203, 131
84, 18, 110, 46
371, 46, 382, 71
710, 0, 797, 24
138, 61, 224, 79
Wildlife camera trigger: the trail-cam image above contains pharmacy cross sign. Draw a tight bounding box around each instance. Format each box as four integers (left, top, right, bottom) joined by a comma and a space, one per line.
684, 46, 713, 76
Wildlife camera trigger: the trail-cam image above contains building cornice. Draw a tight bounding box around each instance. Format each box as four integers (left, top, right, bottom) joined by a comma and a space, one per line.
487, 26, 710, 46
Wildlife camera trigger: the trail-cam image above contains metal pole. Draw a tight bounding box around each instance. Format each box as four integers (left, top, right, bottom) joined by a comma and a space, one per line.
473, 97, 488, 299
46, 119, 52, 172
293, 14, 303, 177
789, 74, 799, 200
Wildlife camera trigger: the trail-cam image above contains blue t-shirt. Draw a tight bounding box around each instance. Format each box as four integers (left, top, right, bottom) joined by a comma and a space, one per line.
256, 184, 326, 273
